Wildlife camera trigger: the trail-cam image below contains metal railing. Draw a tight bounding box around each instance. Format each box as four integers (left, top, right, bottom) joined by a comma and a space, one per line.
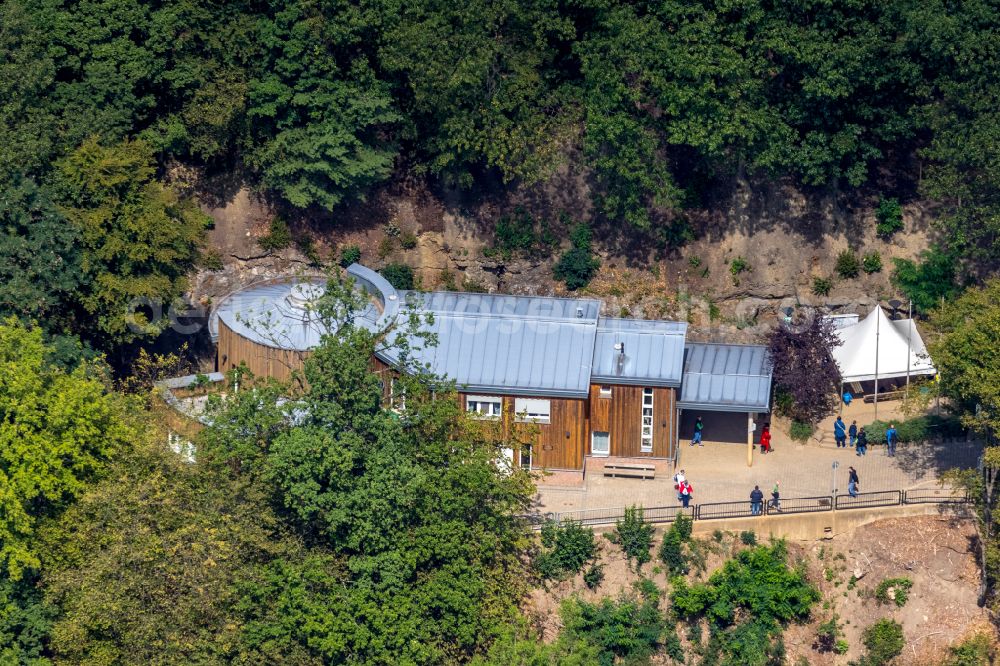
531, 488, 969, 529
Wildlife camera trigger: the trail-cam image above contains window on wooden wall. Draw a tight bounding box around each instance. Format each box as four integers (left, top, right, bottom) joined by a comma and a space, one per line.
599, 385, 612, 398
514, 398, 551, 423
641, 388, 654, 452
389, 378, 406, 413
466, 395, 502, 419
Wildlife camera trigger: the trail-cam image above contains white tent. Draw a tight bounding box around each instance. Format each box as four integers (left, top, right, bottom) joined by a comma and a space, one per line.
831, 307, 936, 383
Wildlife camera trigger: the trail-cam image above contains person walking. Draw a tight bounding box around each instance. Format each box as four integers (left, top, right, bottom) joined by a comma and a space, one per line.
856, 427, 868, 456
673, 469, 686, 501
760, 424, 772, 454
750, 485, 764, 516
691, 417, 704, 446
680, 480, 693, 508
847, 466, 860, 497
849, 420, 858, 448
886, 423, 898, 457
834, 416, 847, 448
770, 482, 781, 512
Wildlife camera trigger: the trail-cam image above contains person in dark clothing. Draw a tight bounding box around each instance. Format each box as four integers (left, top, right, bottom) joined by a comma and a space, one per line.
886, 423, 898, 457
856, 428, 868, 456
848, 466, 860, 497
750, 485, 764, 515
849, 420, 858, 447
770, 482, 781, 512
691, 417, 704, 446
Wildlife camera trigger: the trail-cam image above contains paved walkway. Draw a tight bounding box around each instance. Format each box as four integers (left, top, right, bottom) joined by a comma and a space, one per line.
534, 435, 979, 515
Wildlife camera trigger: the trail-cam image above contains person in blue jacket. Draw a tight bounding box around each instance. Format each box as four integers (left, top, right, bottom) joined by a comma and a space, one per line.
886, 423, 898, 457
834, 416, 847, 448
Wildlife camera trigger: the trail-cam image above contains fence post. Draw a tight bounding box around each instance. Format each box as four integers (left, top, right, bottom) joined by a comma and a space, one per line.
832, 494, 837, 511
694, 504, 700, 521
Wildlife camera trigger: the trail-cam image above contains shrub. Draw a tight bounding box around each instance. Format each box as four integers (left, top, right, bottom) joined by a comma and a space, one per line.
740, 530, 757, 546
535, 519, 597, 580
816, 615, 843, 653
862, 414, 963, 445
674, 513, 693, 542
461, 278, 487, 293
583, 563, 605, 590
484, 207, 558, 260
554, 247, 600, 290
199, 249, 224, 271
874, 577, 913, 607
836, 250, 860, 278
659, 526, 687, 575
861, 619, 905, 665
790, 421, 815, 442
767, 316, 841, 424
258, 217, 292, 251
835, 639, 849, 655
377, 236, 394, 259
381, 263, 414, 290
730, 256, 750, 276
862, 250, 883, 274
399, 230, 418, 249
875, 197, 904, 237
945, 633, 996, 665
612, 506, 654, 568
562, 581, 668, 665
296, 235, 320, 264
812, 276, 832, 296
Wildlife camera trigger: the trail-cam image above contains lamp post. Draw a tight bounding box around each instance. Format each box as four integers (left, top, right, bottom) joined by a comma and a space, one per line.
874, 303, 881, 421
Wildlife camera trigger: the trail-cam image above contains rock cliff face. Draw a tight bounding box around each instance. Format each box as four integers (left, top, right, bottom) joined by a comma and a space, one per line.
192, 176, 934, 344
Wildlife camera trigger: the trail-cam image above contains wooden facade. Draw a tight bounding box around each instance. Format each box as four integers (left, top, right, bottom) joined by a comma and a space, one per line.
588, 384, 676, 460
216, 318, 310, 383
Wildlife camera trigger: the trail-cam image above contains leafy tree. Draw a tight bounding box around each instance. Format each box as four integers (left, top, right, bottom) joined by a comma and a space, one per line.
891, 246, 959, 314
659, 525, 687, 575
875, 197, 904, 237
554, 223, 600, 290
54, 137, 208, 346
671, 541, 818, 666
928, 280, 1000, 435
535, 519, 597, 581
381, 262, 415, 290
859, 618, 904, 666
767, 317, 841, 424
0, 319, 133, 581
246, 2, 399, 210
611, 506, 654, 568
0, 177, 83, 327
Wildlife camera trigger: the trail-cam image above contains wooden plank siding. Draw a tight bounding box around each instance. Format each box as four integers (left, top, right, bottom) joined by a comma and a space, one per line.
589, 384, 676, 459
216, 319, 310, 383
459, 394, 587, 471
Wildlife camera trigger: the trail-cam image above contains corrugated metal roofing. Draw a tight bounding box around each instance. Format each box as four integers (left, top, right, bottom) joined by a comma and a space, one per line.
378, 290, 601, 397
591, 318, 687, 387
678, 343, 773, 412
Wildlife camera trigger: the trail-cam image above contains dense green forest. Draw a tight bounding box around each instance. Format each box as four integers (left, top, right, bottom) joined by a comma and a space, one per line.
5, 0, 1000, 663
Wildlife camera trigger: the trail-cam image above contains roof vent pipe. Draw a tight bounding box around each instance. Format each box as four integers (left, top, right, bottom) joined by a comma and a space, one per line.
576, 307, 584, 318
614, 342, 625, 375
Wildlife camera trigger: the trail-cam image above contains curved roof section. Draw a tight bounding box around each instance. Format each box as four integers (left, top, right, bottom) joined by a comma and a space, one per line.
212, 278, 334, 351
379, 290, 601, 397
679, 343, 773, 412
592, 318, 687, 387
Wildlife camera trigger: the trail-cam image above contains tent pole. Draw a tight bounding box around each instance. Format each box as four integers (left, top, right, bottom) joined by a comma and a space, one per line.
905, 300, 912, 402
874, 305, 880, 422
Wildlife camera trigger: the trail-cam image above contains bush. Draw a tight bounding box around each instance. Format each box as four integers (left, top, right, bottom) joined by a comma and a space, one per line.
535, 519, 597, 580
674, 513, 693, 542
339, 245, 361, 267
862, 250, 883, 274
816, 615, 843, 653
730, 256, 750, 276
381, 263, 414, 290
768, 317, 841, 424
790, 420, 815, 442
612, 506, 654, 568
554, 247, 600, 290
258, 217, 293, 251
740, 530, 757, 546
659, 526, 687, 575
484, 207, 557, 260
199, 249, 224, 271
583, 563, 604, 590
862, 414, 963, 445
399, 230, 418, 249
812, 276, 832, 296
562, 581, 668, 666
945, 633, 996, 665
835, 250, 860, 278
876, 197, 904, 237
891, 245, 959, 313
874, 577, 913, 607
861, 619, 905, 665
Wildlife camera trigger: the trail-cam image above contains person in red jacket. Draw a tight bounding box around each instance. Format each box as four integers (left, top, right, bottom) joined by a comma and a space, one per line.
760, 424, 772, 454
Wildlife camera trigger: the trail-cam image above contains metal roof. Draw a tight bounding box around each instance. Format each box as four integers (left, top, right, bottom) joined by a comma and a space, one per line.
378, 290, 601, 397
678, 343, 773, 412
592, 318, 687, 387
212, 279, 334, 351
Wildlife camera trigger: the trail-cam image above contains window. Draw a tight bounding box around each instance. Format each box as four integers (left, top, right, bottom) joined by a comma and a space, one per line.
514, 398, 551, 423
519, 444, 532, 469
466, 395, 502, 419
599, 385, 612, 398
592, 431, 610, 456
640, 388, 654, 452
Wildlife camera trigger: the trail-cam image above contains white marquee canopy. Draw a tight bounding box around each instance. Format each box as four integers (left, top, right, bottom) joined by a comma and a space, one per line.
830, 307, 936, 383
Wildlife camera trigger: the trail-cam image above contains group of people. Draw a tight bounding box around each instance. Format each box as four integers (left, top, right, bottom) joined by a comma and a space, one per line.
691, 416, 776, 455
673, 469, 694, 508
834, 416, 897, 457
749, 483, 781, 515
